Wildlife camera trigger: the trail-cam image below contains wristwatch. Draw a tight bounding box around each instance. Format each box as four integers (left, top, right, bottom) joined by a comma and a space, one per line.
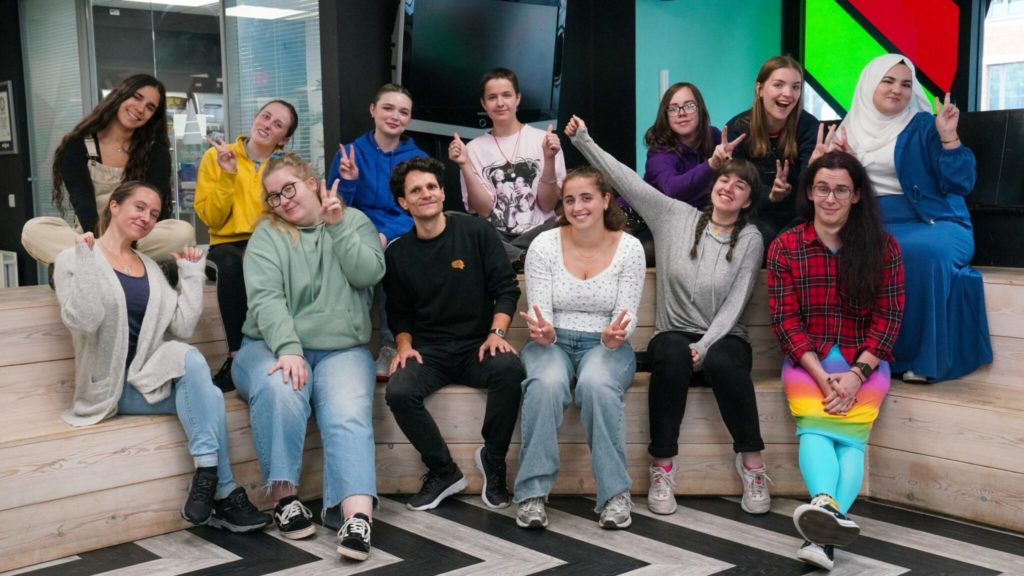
489, 327, 507, 338
852, 362, 873, 380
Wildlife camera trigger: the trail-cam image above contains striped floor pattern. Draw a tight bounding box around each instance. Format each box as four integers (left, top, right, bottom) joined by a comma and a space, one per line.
5, 495, 1023, 575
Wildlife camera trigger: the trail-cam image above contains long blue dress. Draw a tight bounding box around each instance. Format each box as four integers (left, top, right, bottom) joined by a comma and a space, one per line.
882, 112, 992, 382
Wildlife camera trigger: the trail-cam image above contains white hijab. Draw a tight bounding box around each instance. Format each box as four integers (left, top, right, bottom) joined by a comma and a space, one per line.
841, 53, 931, 169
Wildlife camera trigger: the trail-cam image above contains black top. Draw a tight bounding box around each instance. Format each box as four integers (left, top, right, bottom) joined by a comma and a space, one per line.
384, 212, 520, 346
115, 269, 150, 367
61, 134, 173, 234
726, 109, 818, 246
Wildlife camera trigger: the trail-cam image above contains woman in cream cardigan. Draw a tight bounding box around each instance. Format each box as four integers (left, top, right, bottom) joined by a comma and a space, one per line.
54, 180, 268, 534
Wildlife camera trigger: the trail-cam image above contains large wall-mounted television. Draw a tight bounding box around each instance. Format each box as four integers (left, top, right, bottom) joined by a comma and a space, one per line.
394, 0, 567, 138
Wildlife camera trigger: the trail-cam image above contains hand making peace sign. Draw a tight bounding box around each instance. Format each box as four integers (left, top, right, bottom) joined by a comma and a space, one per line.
710, 126, 747, 170
319, 178, 345, 226
520, 304, 556, 346
809, 122, 850, 164
206, 135, 238, 174
601, 309, 631, 350
935, 92, 960, 145
769, 159, 791, 203
337, 144, 359, 180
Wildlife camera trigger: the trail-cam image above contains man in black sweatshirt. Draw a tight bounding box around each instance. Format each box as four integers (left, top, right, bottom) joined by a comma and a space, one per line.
384, 156, 524, 511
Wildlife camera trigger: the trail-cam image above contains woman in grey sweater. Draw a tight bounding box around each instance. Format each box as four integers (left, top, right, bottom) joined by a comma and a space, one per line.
566, 116, 770, 517
54, 180, 269, 534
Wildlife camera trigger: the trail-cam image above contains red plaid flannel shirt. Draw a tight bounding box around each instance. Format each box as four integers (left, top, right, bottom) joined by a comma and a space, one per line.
767, 223, 904, 364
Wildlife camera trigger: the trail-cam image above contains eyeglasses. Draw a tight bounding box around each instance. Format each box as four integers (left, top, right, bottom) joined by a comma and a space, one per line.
666, 102, 698, 116
811, 183, 854, 200
266, 182, 298, 207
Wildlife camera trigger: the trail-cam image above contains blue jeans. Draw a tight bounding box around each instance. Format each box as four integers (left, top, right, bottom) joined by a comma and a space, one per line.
117, 348, 238, 499
514, 329, 636, 512
232, 337, 377, 509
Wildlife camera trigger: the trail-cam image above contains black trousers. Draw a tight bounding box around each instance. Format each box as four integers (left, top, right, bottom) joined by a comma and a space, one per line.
647, 331, 765, 458
385, 339, 524, 473
208, 240, 248, 353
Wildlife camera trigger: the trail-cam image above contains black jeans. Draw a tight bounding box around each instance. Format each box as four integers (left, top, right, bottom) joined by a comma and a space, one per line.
208, 240, 248, 353
385, 339, 524, 473
647, 331, 765, 458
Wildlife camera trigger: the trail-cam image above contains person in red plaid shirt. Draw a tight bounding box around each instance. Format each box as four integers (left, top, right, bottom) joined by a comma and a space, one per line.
767, 151, 904, 571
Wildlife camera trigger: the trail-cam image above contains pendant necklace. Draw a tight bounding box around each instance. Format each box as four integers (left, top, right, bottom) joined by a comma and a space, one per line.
492, 124, 523, 177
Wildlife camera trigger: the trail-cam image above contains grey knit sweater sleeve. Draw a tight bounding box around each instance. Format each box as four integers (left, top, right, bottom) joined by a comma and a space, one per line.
690, 231, 763, 363
569, 126, 700, 229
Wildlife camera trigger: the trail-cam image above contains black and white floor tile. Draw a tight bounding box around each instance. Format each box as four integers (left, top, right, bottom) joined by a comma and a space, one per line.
6, 495, 1024, 575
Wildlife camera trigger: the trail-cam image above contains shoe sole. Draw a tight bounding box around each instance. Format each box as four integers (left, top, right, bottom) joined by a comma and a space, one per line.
647, 499, 677, 515
337, 544, 370, 561
406, 476, 469, 511
796, 547, 834, 570
516, 516, 549, 529
278, 523, 318, 540
206, 516, 271, 534
474, 447, 511, 509
740, 499, 771, 515
180, 506, 212, 526
599, 516, 632, 530
794, 505, 860, 547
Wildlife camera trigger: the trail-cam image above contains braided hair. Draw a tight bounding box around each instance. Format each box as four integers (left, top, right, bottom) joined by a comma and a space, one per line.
689, 158, 761, 262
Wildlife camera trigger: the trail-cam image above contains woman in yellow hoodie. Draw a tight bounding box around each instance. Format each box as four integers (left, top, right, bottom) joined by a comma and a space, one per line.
195, 99, 297, 389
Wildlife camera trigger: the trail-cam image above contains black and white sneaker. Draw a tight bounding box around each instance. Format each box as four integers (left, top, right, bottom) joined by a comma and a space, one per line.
797, 540, 835, 570
181, 468, 217, 525
337, 513, 372, 561
474, 446, 511, 509
407, 466, 468, 511
208, 487, 271, 533
273, 496, 317, 539
794, 494, 860, 547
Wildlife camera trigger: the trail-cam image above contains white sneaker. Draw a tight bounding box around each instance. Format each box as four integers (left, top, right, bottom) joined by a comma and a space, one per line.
902, 370, 928, 383
516, 497, 549, 529
647, 462, 677, 515
375, 346, 397, 379
598, 492, 633, 529
735, 453, 772, 514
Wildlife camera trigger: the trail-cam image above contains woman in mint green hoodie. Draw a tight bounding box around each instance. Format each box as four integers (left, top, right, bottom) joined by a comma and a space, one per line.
232, 152, 385, 561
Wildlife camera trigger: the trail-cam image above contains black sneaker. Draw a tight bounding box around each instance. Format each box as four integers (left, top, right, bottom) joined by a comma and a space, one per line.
796, 540, 835, 570
181, 468, 217, 525
336, 513, 372, 561
793, 494, 860, 547
273, 495, 317, 539
207, 487, 271, 533
212, 357, 235, 393
407, 465, 468, 511
474, 446, 511, 509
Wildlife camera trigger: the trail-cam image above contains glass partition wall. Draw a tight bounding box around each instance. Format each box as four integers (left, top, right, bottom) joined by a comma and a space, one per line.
19, 0, 322, 281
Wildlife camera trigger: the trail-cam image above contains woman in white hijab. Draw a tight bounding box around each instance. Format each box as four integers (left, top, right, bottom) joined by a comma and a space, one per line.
836, 53, 991, 383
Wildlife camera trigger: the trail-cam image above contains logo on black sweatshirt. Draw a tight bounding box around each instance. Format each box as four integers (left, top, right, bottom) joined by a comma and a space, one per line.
451, 259, 465, 270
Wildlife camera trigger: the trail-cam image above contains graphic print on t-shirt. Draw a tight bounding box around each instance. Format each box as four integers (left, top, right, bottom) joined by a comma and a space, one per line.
482, 158, 540, 235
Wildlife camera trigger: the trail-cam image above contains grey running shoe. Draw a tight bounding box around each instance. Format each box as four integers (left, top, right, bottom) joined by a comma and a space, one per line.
516, 497, 549, 529
735, 453, 772, 514
599, 492, 633, 530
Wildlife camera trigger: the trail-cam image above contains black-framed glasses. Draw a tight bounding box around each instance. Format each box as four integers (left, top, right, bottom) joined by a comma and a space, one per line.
666, 102, 698, 116
266, 182, 298, 207
811, 183, 854, 200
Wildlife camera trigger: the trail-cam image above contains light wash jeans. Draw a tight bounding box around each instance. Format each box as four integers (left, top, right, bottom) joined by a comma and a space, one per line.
232, 337, 378, 509
117, 348, 238, 499
514, 328, 636, 512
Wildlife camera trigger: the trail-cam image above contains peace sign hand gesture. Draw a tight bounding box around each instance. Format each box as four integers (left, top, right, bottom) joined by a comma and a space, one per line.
809, 123, 850, 163
337, 144, 359, 180
935, 93, 960, 145
769, 159, 792, 203
206, 135, 237, 174
710, 127, 747, 170
520, 304, 556, 346
601, 309, 631, 350
543, 124, 561, 159
320, 178, 345, 226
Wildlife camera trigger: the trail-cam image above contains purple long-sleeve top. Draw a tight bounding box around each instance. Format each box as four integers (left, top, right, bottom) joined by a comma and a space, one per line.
621, 126, 721, 210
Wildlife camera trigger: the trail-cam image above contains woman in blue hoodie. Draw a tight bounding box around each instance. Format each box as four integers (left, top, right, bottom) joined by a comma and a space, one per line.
327, 84, 428, 376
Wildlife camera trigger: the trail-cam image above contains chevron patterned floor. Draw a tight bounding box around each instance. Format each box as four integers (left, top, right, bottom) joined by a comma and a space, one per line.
6, 495, 1024, 575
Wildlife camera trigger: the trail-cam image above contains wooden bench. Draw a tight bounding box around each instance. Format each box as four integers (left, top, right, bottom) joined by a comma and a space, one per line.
1, 268, 1022, 571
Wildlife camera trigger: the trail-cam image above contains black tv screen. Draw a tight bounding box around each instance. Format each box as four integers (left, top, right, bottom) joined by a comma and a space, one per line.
396, 0, 566, 135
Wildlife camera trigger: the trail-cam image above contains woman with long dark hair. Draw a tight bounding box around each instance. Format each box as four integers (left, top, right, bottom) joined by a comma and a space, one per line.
23, 74, 194, 267
767, 151, 904, 570
839, 53, 991, 382
566, 115, 772, 520
726, 56, 819, 247
53, 180, 268, 534
628, 82, 746, 265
